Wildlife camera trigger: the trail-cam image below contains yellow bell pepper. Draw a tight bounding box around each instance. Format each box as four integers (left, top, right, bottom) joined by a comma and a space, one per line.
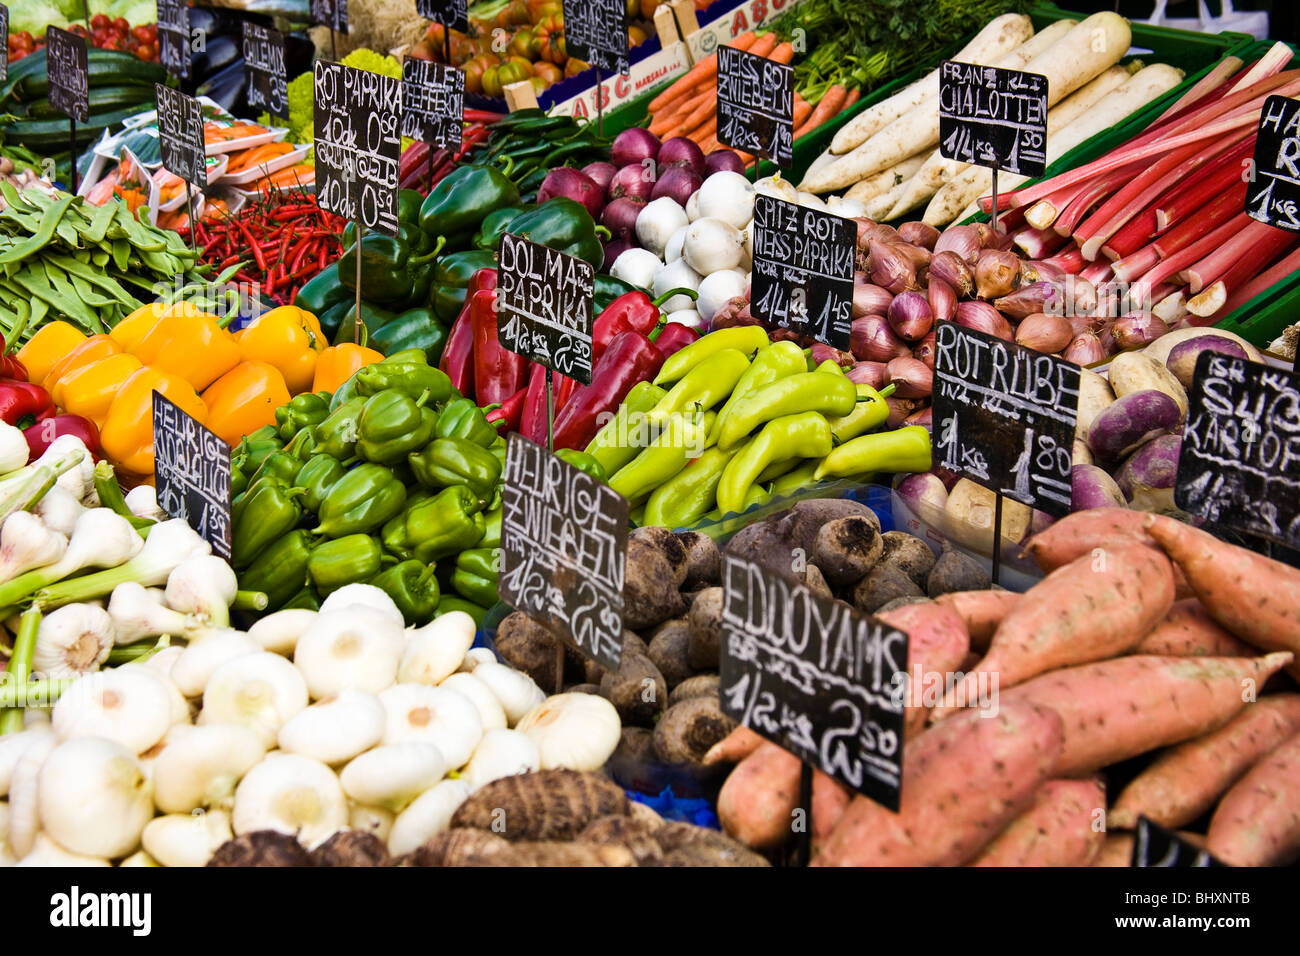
201, 361, 291, 449
43, 334, 122, 393
51, 353, 145, 427
18, 322, 87, 384
131, 311, 241, 392
101, 366, 207, 475
109, 302, 169, 353
313, 343, 384, 394
237, 306, 325, 395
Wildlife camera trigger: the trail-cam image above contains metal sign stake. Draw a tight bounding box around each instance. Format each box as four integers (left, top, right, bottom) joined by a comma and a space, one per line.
354, 218, 363, 343
68, 118, 77, 193
991, 493, 1003, 585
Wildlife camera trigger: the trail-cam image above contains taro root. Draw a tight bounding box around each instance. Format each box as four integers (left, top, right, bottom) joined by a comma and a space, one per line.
311, 830, 390, 867
600, 653, 667, 726
449, 769, 628, 841
207, 830, 314, 867
624, 538, 687, 630
853, 563, 923, 614
653, 696, 736, 764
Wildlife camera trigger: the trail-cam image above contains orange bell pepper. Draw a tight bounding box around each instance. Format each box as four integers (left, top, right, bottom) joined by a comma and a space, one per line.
18, 322, 87, 385
101, 366, 207, 475
51, 353, 145, 427
42, 334, 123, 393
313, 343, 384, 394
201, 361, 291, 448
237, 306, 325, 395
131, 311, 241, 392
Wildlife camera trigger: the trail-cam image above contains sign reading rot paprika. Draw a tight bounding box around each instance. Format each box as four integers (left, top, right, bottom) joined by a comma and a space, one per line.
153, 392, 232, 561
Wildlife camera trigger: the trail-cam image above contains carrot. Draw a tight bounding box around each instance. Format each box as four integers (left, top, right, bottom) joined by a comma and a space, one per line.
698, 135, 720, 155
1206, 729, 1300, 866
767, 41, 795, 65
792, 94, 813, 132
796, 85, 846, 138
703, 725, 764, 765
1001, 652, 1294, 776
1131, 598, 1256, 658
748, 33, 778, 60
648, 78, 702, 119
876, 601, 969, 738
813, 702, 1064, 867
645, 31, 758, 115
936, 543, 1175, 719
1092, 833, 1135, 867
842, 87, 860, 109
934, 590, 1020, 652
970, 778, 1106, 867
716, 741, 801, 850
687, 116, 717, 147
676, 93, 717, 138
1108, 694, 1300, 831
1144, 513, 1300, 676
1022, 507, 1193, 596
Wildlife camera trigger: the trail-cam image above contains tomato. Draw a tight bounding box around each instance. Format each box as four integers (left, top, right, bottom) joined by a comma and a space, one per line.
462, 59, 484, 94
129, 25, 150, 42
539, 13, 563, 33
101, 38, 120, 50
497, 58, 531, 87
134, 43, 155, 60
69, 23, 88, 36
509, 28, 533, 60
113, 17, 129, 31
481, 65, 503, 98
532, 61, 561, 84
91, 13, 109, 29
565, 56, 588, 77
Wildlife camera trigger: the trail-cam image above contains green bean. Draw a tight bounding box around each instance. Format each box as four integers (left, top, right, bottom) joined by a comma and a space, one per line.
0, 194, 71, 266
83, 200, 116, 244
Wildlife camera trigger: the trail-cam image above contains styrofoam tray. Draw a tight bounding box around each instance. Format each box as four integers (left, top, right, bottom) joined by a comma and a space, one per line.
204, 124, 289, 156
154, 153, 231, 212
219, 145, 311, 186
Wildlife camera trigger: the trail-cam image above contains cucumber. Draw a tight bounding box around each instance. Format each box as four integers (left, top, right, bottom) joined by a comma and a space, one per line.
4, 106, 146, 150
24, 86, 154, 120
14, 50, 165, 101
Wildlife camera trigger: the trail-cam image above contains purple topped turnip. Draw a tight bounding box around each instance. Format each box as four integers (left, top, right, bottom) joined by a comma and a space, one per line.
1165, 334, 1249, 388
1115, 434, 1182, 513
1086, 389, 1182, 463
1071, 464, 1126, 511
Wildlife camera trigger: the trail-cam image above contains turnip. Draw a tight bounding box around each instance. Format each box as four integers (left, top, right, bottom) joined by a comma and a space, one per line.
1071, 463, 1127, 511
696, 270, 749, 324
636, 197, 689, 257
1087, 389, 1181, 463
697, 171, 755, 228
199, 652, 309, 746
378, 683, 483, 768
1115, 434, 1182, 513
652, 258, 702, 312
610, 247, 661, 289
53, 667, 174, 754
682, 217, 744, 275
142, 809, 232, 867
340, 743, 447, 811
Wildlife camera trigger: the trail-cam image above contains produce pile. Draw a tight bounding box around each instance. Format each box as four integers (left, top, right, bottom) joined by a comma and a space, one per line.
5, 17, 160, 63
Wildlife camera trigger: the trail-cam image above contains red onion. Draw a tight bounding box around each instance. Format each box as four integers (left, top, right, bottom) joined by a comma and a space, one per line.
705, 149, 745, 176
1097, 321, 1117, 356
903, 406, 933, 431
810, 343, 852, 368
994, 281, 1064, 320
851, 315, 910, 362
913, 331, 937, 370
1112, 310, 1170, 349
927, 251, 974, 298
602, 238, 632, 266
927, 276, 956, 324
975, 248, 1020, 300
1015, 313, 1074, 353
852, 276, 892, 318
537, 167, 604, 219
868, 240, 916, 294
886, 397, 918, 428
897, 221, 940, 250
1062, 332, 1105, 365
709, 297, 759, 329
657, 137, 706, 178
886, 356, 933, 398
887, 290, 933, 341
858, 221, 901, 250
582, 161, 617, 194
650, 166, 702, 207
610, 127, 661, 169
600, 197, 644, 239
608, 164, 654, 202
846, 361, 889, 389
955, 301, 1013, 341
933, 224, 981, 263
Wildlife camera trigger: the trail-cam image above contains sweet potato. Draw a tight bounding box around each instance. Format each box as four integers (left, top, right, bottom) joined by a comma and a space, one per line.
1021, 507, 1156, 572
876, 601, 970, 738
1091, 833, 1134, 867
1000, 652, 1294, 776
812, 770, 851, 849
717, 741, 801, 850
1206, 730, 1300, 866
813, 702, 1064, 867
703, 725, 765, 765
1131, 599, 1256, 658
1144, 514, 1300, 677
935, 589, 1021, 652
1108, 694, 1300, 830
936, 543, 1175, 718
969, 778, 1106, 867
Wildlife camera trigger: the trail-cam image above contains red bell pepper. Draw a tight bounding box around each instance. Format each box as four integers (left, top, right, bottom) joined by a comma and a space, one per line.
592, 288, 690, 360
0, 380, 54, 429
440, 268, 499, 396
518, 364, 549, 446
552, 331, 665, 451
1, 355, 27, 381
470, 289, 529, 407
485, 384, 528, 433
23, 413, 101, 460
652, 322, 701, 360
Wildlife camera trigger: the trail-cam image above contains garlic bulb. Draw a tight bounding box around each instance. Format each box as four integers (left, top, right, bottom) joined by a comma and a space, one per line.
5, 730, 56, 857
438, 672, 507, 731
0, 512, 65, 585
378, 684, 482, 769
141, 809, 232, 867
462, 728, 540, 790
339, 743, 447, 812
164, 555, 238, 629
0, 802, 15, 866
472, 661, 546, 727
398, 612, 476, 686
199, 652, 309, 746
232, 753, 347, 849
31, 603, 115, 678
515, 693, 621, 771
38, 737, 153, 858
293, 607, 404, 700
152, 722, 266, 813
36, 435, 96, 504
53, 667, 174, 754
107, 581, 199, 645
277, 689, 386, 766
124, 485, 165, 522
0, 420, 28, 474
387, 778, 471, 857
170, 629, 261, 698
33, 485, 85, 537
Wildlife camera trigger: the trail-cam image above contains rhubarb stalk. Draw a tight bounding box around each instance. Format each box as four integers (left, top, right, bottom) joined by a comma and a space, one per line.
1178, 220, 1296, 295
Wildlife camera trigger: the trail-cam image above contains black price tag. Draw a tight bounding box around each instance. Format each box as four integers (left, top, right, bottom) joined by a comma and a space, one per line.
416, 0, 468, 33
155, 83, 206, 189
719, 554, 907, 810
0, 6, 9, 84
241, 22, 288, 121
1246, 95, 1300, 232
401, 58, 463, 152
750, 194, 855, 350
716, 43, 793, 168
311, 0, 348, 32
939, 61, 1048, 178
152, 392, 232, 560
46, 26, 89, 123
498, 232, 595, 385
499, 434, 628, 671
313, 60, 402, 235
1132, 817, 1225, 868
932, 322, 1080, 518
157, 0, 192, 81
562, 0, 629, 75
1175, 352, 1300, 553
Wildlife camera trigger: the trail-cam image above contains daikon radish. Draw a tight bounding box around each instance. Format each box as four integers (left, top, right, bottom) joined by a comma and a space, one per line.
864, 176, 914, 221
970, 778, 1106, 866
1206, 729, 1300, 866
829, 13, 1037, 155
842, 154, 927, 203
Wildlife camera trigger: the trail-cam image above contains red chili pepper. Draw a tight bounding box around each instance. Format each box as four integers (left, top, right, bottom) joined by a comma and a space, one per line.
593, 289, 684, 359
236, 219, 266, 272
652, 322, 701, 359
553, 373, 578, 415
23, 413, 101, 460
470, 288, 528, 408
518, 364, 549, 446
551, 332, 665, 451
485, 384, 528, 434
0, 379, 55, 429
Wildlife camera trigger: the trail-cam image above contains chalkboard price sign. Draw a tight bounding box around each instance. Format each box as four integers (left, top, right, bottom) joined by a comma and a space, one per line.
1132, 817, 1225, 868
939, 61, 1048, 178
313, 60, 402, 236
1247, 94, 1300, 232
157, 0, 192, 81
499, 434, 628, 671
1175, 352, 1300, 552
416, 0, 468, 33
242, 22, 288, 121
562, 0, 629, 75
750, 194, 855, 350
153, 392, 232, 560
46, 26, 89, 123
401, 58, 464, 152
719, 554, 907, 810
155, 83, 206, 189
498, 232, 595, 385
311, 0, 348, 32
716, 43, 793, 168
932, 321, 1080, 518
0, 6, 10, 84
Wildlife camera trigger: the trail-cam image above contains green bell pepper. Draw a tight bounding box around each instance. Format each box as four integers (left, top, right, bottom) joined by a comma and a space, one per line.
314, 396, 366, 460
404, 485, 486, 563
338, 232, 444, 307
281, 586, 322, 611
354, 363, 453, 404
356, 389, 437, 465
332, 301, 401, 347
473, 204, 530, 250
231, 432, 283, 482
294, 261, 349, 317
284, 426, 317, 461
316, 298, 354, 342
430, 249, 498, 323
452, 548, 499, 607
595, 274, 637, 311
408, 437, 502, 503
420, 164, 522, 250
308, 534, 385, 595
313, 463, 407, 537
237, 529, 312, 611
370, 560, 441, 625
436, 596, 489, 625
232, 481, 304, 570
275, 392, 331, 442
503, 198, 605, 270
480, 505, 502, 548
249, 449, 304, 491
294, 454, 347, 513
434, 397, 498, 448
368, 308, 449, 367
